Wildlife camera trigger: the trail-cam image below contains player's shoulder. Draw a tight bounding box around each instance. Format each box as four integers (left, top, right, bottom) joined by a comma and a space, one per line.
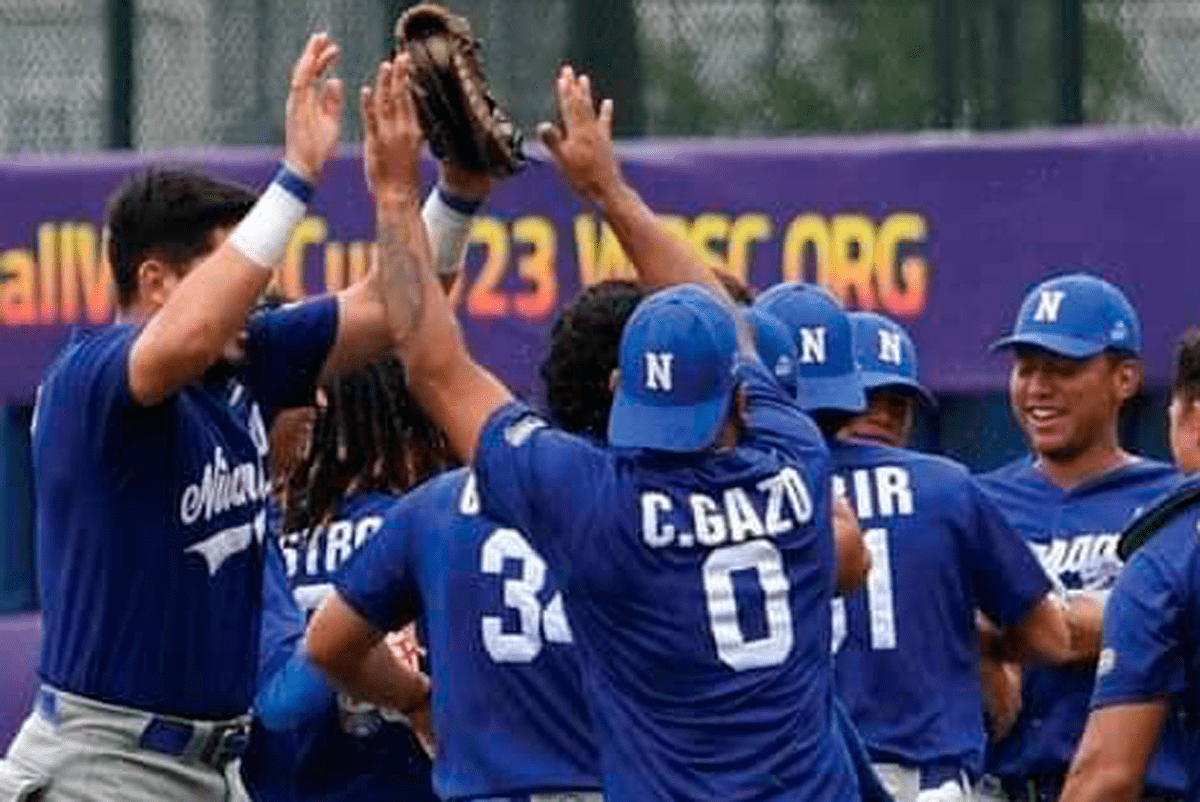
338, 489, 404, 520
1117, 473, 1200, 560
1113, 457, 1181, 493
383, 467, 474, 523
1120, 506, 1200, 598
978, 455, 1034, 486
833, 439, 970, 484
46, 325, 137, 383
482, 400, 605, 457
974, 456, 1048, 503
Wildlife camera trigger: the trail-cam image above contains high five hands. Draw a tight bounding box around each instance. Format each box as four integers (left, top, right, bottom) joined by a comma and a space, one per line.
537, 65, 624, 203
284, 33, 345, 183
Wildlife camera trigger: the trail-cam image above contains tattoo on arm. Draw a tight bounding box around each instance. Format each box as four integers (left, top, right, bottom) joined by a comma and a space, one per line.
377, 202, 429, 348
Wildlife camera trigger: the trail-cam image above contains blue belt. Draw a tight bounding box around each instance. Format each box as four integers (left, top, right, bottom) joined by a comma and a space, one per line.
38, 686, 249, 770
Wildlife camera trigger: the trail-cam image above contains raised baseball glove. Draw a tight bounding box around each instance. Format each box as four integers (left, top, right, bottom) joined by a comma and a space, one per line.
395, 3, 525, 178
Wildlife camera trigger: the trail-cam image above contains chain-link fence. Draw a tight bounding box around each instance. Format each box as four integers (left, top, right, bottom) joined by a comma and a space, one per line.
1, 0, 1199, 154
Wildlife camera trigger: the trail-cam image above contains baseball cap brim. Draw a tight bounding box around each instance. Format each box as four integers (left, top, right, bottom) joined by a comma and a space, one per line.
860, 371, 937, 407
990, 331, 1107, 359
608, 387, 733, 452
795, 375, 866, 415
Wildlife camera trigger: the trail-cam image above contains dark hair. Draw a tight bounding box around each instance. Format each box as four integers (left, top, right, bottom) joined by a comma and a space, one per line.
284, 355, 455, 531
812, 409, 856, 441
717, 271, 754, 306
1174, 327, 1200, 403
105, 170, 257, 308
541, 280, 648, 438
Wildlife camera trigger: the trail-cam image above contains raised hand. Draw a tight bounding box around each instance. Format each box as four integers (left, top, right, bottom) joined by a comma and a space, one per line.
284, 33, 345, 182
361, 52, 424, 202
537, 65, 622, 203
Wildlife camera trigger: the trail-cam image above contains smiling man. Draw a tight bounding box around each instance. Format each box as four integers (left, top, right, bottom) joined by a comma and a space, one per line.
977, 273, 1184, 802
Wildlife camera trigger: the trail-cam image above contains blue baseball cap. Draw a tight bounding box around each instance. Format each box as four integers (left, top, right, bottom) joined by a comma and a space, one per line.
850, 312, 935, 406
991, 273, 1141, 359
753, 282, 866, 414
608, 284, 738, 452
748, 307, 798, 397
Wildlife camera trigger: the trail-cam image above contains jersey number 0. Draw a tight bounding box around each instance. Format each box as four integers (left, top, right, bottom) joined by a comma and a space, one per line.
703, 540, 794, 671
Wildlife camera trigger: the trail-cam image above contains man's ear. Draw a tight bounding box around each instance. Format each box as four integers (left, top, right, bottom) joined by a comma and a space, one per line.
609, 368, 620, 393
136, 259, 171, 308
1114, 358, 1144, 403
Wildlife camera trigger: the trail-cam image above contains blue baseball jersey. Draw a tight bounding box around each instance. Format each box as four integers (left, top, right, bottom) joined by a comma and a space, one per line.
829, 439, 1052, 777
977, 457, 1185, 790
33, 298, 337, 719
1091, 484, 1200, 802
472, 360, 858, 802
242, 492, 436, 802
334, 468, 600, 801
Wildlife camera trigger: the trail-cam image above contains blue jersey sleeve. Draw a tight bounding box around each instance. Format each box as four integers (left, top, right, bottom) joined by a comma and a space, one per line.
47, 327, 140, 430
334, 496, 422, 633
738, 357, 826, 463
258, 537, 305, 683
254, 537, 334, 731
1092, 541, 1188, 708
473, 402, 610, 568
964, 479, 1053, 628
243, 295, 338, 418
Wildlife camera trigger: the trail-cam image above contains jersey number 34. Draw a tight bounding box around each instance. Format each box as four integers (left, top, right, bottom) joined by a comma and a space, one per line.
480, 528, 573, 663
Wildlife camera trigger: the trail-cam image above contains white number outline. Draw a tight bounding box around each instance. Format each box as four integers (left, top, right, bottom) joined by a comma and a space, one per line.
479, 528, 572, 663
703, 540, 794, 671
832, 527, 897, 653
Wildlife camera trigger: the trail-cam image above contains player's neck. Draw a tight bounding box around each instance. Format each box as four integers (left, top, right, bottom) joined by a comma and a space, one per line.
1034, 436, 1135, 491
114, 302, 154, 327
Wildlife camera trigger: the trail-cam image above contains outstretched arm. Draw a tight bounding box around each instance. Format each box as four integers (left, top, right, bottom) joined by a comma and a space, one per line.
366, 52, 511, 463
538, 66, 724, 298
1059, 702, 1168, 802
128, 34, 343, 405
318, 158, 489, 384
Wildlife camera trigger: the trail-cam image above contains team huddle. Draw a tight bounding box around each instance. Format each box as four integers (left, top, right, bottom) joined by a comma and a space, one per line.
1, 5, 1199, 802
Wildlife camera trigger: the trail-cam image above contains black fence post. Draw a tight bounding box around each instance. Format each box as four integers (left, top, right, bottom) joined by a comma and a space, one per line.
995, 0, 1017, 128
566, 0, 646, 137
106, 0, 135, 149
1058, 0, 1084, 124
933, 0, 959, 128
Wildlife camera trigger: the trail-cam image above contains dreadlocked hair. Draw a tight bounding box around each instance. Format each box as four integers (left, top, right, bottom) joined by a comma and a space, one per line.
284, 355, 455, 533
540, 280, 648, 439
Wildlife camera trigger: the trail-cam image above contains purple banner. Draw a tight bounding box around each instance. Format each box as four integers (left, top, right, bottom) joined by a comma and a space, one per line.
0, 612, 39, 750
3, 129, 1199, 404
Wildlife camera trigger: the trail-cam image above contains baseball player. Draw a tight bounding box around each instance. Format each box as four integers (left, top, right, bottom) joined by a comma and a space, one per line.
241, 357, 451, 802
754, 284, 1074, 802
364, 54, 859, 800
305, 459, 602, 802
1058, 326, 1200, 802
978, 273, 1184, 802
242, 47, 496, 799
841, 312, 935, 448
0, 34, 436, 802
540, 280, 890, 802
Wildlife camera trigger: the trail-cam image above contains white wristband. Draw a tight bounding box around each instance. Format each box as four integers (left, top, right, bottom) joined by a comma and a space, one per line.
229, 165, 313, 269
422, 187, 480, 277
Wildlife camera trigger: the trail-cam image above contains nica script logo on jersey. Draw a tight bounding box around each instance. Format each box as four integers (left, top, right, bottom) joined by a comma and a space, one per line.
1030, 531, 1122, 591
179, 399, 271, 575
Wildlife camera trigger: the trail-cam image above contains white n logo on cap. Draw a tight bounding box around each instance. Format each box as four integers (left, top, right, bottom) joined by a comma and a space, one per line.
645, 352, 674, 391
799, 327, 827, 364
1033, 290, 1066, 323
878, 330, 903, 365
